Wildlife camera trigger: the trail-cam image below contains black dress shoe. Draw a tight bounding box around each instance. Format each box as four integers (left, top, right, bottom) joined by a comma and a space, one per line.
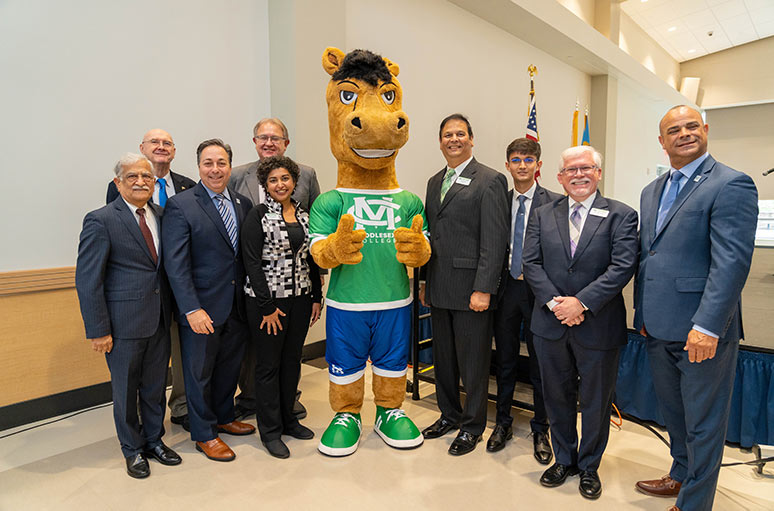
422, 417, 458, 439
262, 439, 290, 459
533, 431, 553, 465
540, 463, 579, 487
448, 431, 481, 456
292, 400, 308, 420
486, 424, 513, 453
170, 414, 190, 432
144, 443, 182, 466
283, 423, 315, 440
579, 470, 602, 499
125, 453, 150, 479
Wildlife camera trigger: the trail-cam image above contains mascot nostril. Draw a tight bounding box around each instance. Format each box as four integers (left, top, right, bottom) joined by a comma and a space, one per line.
311, 47, 431, 457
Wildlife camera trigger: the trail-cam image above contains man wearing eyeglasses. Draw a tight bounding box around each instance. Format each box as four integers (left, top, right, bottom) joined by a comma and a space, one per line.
76, 154, 181, 478
106, 128, 196, 433
230, 117, 322, 421
488, 138, 561, 462
522, 145, 638, 500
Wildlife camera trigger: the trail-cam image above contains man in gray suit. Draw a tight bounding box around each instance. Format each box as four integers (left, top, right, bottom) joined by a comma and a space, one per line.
420, 113, 509, 456
522, 145, 638, 500
229, 117, 322, 419
634, 106, 758, 511
76, 154, 181, 479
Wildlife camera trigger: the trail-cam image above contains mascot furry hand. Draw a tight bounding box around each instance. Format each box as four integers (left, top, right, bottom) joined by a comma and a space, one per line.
309, 47, 431, 456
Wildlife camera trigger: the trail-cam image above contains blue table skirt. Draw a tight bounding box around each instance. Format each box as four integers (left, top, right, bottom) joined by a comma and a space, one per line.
615, 332, 774, 448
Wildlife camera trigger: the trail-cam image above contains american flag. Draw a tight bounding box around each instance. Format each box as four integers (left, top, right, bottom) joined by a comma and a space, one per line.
526, 85, 538, 142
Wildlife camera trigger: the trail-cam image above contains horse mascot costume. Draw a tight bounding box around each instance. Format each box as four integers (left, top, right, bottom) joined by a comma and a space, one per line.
309, 47, 431, 456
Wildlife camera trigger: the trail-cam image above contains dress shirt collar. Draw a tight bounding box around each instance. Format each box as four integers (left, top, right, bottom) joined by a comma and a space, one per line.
203, 184, 232, 201
672, 152, 708, 180
121, 197, 154, 219
446, 155, 474, 177
514, 181, 537, 202
569, 191, 597, 214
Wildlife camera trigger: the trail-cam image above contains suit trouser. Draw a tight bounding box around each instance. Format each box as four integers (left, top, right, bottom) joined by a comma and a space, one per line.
534, 331, 620, 471
646, 336, 738, 511
493, 276, 548, 432
105, 321, 170, 457
179, 309, 248, 442
430, 307, 493, 436
167, 321, 188, 417
235, 331, 258, 410
246, 295, 311, 441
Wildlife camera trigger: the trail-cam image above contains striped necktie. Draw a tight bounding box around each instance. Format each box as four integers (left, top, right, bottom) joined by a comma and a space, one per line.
569, 203, 583, 257
440, 167, 456, 202
215, 193, 238, 250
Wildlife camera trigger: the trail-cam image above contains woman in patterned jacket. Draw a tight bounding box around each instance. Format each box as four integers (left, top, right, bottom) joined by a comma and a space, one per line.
241, 155, 322, 459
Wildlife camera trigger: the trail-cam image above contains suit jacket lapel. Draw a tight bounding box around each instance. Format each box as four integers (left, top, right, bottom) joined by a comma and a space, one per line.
655, 156, 714, 240
229, 186, 247, 231
643, 173, 669, 248
148, 202, 164, 267
439, 158, 477, 213
195, 183, 232, 249
571, 194, 607, 265
246, 163, 262, 205
170, 171, 191, 194
552, 197, 572, 262
114, 198, 157, 265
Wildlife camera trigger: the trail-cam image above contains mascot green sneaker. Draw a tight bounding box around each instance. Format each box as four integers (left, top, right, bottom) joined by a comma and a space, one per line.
318, 412, 362, 457
374, 406, 424, 449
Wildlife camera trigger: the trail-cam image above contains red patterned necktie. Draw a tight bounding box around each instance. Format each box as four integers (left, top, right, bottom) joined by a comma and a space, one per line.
136, 207, 158, 265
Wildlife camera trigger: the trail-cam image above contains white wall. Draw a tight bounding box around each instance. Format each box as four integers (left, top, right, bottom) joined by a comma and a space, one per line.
335, 0, 591, 198
0, 0, 271, 271
618, 12, 680, 90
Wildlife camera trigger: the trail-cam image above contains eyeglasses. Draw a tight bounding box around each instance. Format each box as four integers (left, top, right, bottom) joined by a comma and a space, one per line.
254, 135, 287, 143
122, 172, 155, 183
560, 165, 597, 175
510, 157, 536, 164
142, 139, 174, 148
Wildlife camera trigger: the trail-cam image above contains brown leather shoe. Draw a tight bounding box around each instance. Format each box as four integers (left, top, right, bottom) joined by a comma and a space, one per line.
635, 475, 681, 497
195, 438, 235, 462
217, 420, 256, 436
666, 506, 681, 511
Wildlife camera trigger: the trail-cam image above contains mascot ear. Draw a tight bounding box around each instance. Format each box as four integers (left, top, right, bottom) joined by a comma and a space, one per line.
383, 58, 400, 77
322, 47, 346, 76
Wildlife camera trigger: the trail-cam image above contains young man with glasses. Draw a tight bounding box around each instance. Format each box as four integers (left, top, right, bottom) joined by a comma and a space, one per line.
488, 138, 561, 463
522, 145, 638, 500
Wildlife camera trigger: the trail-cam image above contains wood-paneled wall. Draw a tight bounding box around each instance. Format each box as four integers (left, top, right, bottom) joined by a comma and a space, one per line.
0, 267, 109, 407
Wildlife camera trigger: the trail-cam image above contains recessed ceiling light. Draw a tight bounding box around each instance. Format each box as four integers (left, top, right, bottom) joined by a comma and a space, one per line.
687, 49, 696, 53
668, 26, 677, 32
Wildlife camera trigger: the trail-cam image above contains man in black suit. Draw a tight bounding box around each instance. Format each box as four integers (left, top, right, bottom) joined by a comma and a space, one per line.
488, 138, 561, 463
162, 139, 255, 462
420, 113, 509, 456
76, 153, 181, 479
106, 128, 196, 430
522, 145, 638, 499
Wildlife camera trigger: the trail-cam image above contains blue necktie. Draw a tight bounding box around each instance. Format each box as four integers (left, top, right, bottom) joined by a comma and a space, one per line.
215, 194, 238, 250
510, 195, 527, 279
656, 171, 682, 232
157, 177, 168, 208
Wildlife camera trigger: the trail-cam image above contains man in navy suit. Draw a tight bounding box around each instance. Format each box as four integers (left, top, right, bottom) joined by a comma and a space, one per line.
523, 145, 638, 500
488, 138, 561, 462
162, 139, 255, 462
634, 106, 758, 511
105, 128, 196, 430
76, 153, 181, 479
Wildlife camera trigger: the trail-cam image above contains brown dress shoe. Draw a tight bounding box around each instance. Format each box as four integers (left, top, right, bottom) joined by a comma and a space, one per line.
217, 420, 256, 436
195, 438, 235, 462
666, 506, 681, 511
635, 475, 681, 497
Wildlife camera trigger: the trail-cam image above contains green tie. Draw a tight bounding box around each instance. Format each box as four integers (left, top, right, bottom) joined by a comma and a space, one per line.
440, 167, 456, 202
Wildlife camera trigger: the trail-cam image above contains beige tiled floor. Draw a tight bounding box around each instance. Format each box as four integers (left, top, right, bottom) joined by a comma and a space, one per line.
1, 364, 772, 510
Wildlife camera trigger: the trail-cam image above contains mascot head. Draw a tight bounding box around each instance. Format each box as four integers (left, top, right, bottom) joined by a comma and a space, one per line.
322, 47, 408, 188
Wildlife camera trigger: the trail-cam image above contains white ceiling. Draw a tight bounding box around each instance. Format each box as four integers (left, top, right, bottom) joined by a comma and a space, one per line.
621, 0, 774, 62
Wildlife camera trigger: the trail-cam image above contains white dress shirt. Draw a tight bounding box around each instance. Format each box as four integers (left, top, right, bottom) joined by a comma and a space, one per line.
122, 197, 160, 258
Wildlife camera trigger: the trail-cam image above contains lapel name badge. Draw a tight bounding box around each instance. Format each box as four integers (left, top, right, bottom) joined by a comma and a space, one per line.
589, 207, 609, 218
456, 177, 471, 186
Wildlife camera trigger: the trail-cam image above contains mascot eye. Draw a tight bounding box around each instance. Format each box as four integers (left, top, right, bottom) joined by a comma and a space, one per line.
381, 90, 395, 104
340, 90, 357, 104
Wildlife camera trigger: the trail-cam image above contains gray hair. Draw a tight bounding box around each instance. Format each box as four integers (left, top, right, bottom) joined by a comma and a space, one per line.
253, 118, 289, 139
559, 145, 603, 171
113, 153, 151, 177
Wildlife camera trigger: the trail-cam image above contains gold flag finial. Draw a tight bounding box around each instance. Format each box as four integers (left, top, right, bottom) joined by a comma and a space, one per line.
528, 65, 537, 77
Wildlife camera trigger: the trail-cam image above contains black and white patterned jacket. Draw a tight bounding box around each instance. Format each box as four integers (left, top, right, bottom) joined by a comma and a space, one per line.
241, 196, 321, 315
